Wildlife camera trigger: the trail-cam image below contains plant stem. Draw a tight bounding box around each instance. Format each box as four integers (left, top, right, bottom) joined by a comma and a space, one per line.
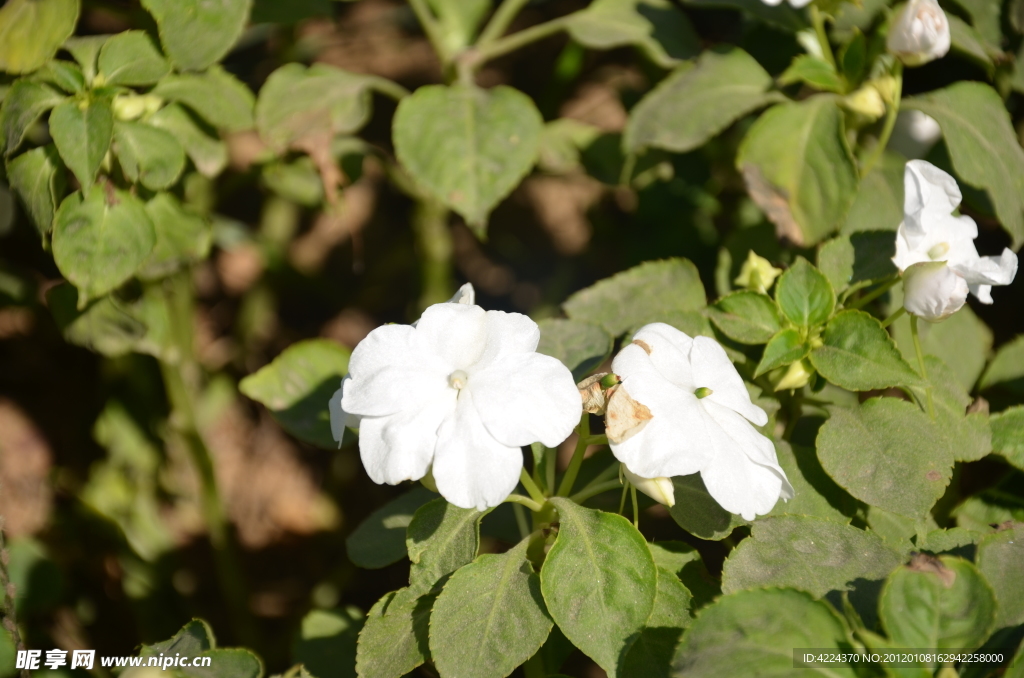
848, 276, 899, 310
412, 199, 454, 312
512, 503, 530, 539
407, 0, 450, 64
574, 463, 620, 494
469, 14, 577, 69
369, 77, 411, 102
556, 413, 590, 497
618, 482, 629, 515
881, 306, 906, 328
0, 518, 28, 678
504, 493, 545, 512
861, 61, 903, 177
520, 468, 547, 504
545, 446, 556, 495
159, 274, 256, 647
810, 6, 837, 70
909, 315, 935, 417
477, 0, 533, 47
630, 486, 640, 529
569, 480, 623, 505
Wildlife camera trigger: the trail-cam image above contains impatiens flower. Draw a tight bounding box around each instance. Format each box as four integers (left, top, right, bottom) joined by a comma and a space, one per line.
760, 0, 813, 9
605, 323, 793, 521
893, 161, 1018, 321
621, 465, 675, 507
887, 0, 950, 66
330, 285, 581, 510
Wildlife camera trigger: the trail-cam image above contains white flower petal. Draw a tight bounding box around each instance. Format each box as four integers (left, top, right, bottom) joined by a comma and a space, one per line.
903, 160, 961, 238
699, 436, 789, 522
415, 302, 490, 369
887, 0, 950, 66
903, 261, 969, 321
357, 393, 456, 485
432, 391, 523, 510
472, 310, 543, 370
448, 282, 476, 305
622, 466, 675, 507
969, 283, 993, 304
632, 323, 696, 391
329, 383, 359, 445
702, 400, 778, 467
343, 324, 450, 417
690, 337, 768, 426
470, 352, 581, 448
951, 247, 1018, 288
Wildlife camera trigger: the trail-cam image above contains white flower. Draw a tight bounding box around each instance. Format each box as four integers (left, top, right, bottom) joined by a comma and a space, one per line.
892, 161, 1018, 318
890, 110, 942, 159
331, 288, 581, 510
621, 465, 675, 507
762, 0, 814, 9
605, 323, 793, 521
902, 261, 969, 321
887, 0, 950, 66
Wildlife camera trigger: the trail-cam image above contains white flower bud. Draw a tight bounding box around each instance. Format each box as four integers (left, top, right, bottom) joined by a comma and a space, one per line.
622, 465, 675, 507
902, 261, 968, 322
887, 0, 951, 66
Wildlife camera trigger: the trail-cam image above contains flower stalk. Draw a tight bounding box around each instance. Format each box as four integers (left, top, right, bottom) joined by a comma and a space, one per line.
861, 61, 903, 178
556, 412, 591, 497
909, 315, 936, 418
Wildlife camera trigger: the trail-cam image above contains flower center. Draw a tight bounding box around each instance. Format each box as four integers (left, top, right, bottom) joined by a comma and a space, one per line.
927, 242, 950, 260
694, 387, 713, 399
448, 370, 469, 390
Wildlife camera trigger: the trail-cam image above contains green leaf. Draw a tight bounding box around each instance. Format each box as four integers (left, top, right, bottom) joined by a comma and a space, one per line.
261, 157, 323, 207
153, 67, 255, 132
839, 31, 866, 84
256, 63, 385, 153
536, 318, 613, 380
775, 257, 834, 328
0, 0, 80, 75
46, 283, 147, 357
406, 498, 486, 595
879, 555, 996, 649
142, 619, 214, 656
113, 121, 186, 190
908, 355, 991, 463
648, 542, 719, 610
148, 103, 228, 178
430, 538, 553, 678
537, 118, 601, 174
619, 568, 693, 678
5, 145, 64, 237
97, 30, 170, 87
0, 80, 66, 156
905, 82, 1024, 248
979, 335, 1024, 391
707, 291, 781, 345
567, 0, 699, 69
394, 83, 542, 229
239, 338, 351, 449
541, 498, 658, 677
63, 35, 107, 82
722, 515, 902, 598
52, 187, 156, 306
668, 474, 747, 540
141, 0, 252, 72
816, 231, 897, 293
624, 48, 778, 154
768, 440, 859, 522
947, 15, 994, 75
49, 96, 113, 188
841, 150, 904, 234
991, 406, 1024, 471
816, 397, 953, 518
426, 0, 490, 53
184, 649, 263, 678
810, 310, 924, 391
737, 96, 859, 246
563, 258, 706, 337
778, 55, 845, 93
889, 293, 992, 391
975, 525, 1024, 630
346, 489, 436, 571
295, 607, 363, 678
754, 327, 807, 378
355, 587, 434, 678
34, 59, 86, 93
138, 192, 212, 280
673, 588, 857, 677
915, 527, 982, 554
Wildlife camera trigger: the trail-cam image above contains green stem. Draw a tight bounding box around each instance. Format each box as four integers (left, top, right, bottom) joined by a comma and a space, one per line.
477, 0, 533, 47
810, 6, 837, 70
545, 446, 556, 496
512, 503, 530, 539
520, 468, 547, 504
159, 275, 256, 647
369, 77, 411, 102
783, 392, 802, 441
575, 463, 620, 494
556, 413, 591, 497
412, 199, 454, 312
909, 315, 935, 417
407, 0, 450, 64
631, 486, 640, 529
618, 481, 629, 515
848, 276, 899, 310
861, 61, 903, 177
881, 306, 906, 328
469, 14, 576, 69
569, 480, 624, 505
504, 493, 545, 512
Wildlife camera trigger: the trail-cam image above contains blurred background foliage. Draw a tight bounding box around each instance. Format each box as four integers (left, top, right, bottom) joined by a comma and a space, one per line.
1, 0, 1024, 676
